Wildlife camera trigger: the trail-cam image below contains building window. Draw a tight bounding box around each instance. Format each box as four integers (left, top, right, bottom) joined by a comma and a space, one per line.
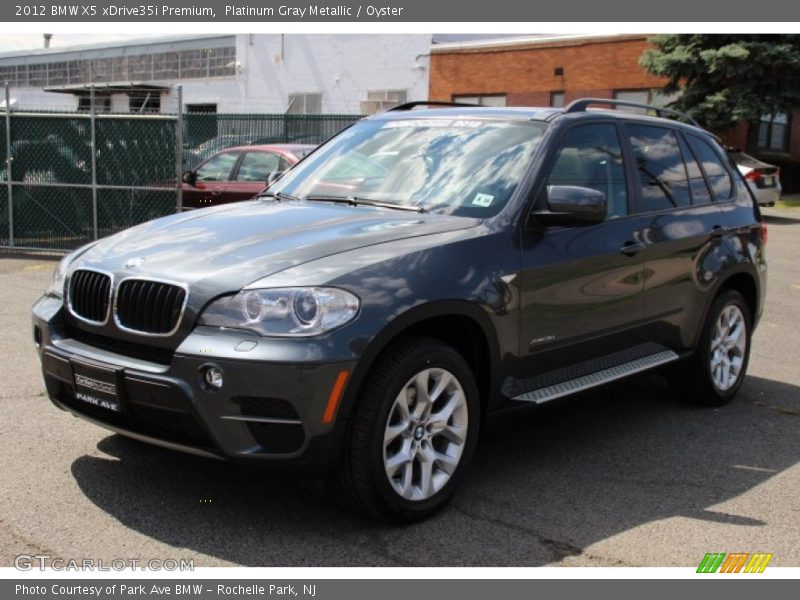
27, 63, 47, 87
186, 103, 217, 113
550, 91, 565, 108
77, 95, 111, 114
1, 44, 236, 89
613, 89, 680, 114
361, 89, 408, 115
46, 62, 69, 86
180, 49, 208, 79
152, 52, 180, 80
453, 94, 507, 107
288, 93, 322, 115
208, 47, 236, 77
129, 92, 161, 114
127, 55, 152, 80
757, 113, 790, 152
0, 65, 18, 86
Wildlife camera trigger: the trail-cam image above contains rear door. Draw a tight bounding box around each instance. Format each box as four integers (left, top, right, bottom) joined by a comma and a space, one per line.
624, 123, 730, 349
518, 122, 649, 376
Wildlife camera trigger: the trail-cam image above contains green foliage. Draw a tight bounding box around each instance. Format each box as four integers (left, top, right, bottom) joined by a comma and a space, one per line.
640, 35, 800, 132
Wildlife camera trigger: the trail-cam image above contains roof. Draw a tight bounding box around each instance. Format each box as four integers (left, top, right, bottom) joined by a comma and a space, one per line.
226, 144, 317, 153
370, 106, 562, 121
367, 104, 710, 136
44, 83, 170, 95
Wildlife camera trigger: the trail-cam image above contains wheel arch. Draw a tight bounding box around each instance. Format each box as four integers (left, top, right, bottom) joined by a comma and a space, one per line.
692, 267, 761, 348
337, 300, 502, 424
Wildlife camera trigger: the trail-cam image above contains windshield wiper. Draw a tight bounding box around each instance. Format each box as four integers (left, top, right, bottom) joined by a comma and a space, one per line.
301, 195, 426, 213
256, 190, 300, 202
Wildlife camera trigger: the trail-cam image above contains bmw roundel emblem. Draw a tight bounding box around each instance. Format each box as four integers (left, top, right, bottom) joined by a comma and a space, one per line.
124, 256, 146, 269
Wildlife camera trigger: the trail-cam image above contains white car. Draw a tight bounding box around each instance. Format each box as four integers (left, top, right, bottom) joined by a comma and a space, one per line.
729, 149, 782, 207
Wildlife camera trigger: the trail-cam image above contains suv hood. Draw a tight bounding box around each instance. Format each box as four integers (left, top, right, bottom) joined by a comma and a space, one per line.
77, 200, 479, 293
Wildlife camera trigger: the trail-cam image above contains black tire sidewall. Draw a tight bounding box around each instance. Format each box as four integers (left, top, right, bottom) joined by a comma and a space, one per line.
358, 338, 480, 520
697, 290, 752, 402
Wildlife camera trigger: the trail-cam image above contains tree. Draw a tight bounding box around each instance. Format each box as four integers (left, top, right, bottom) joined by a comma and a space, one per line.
640, 35, 800, 133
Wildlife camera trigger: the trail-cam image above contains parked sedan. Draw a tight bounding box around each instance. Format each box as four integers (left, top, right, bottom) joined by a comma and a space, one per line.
181, 144, 315, 209
728, 149, 782, 207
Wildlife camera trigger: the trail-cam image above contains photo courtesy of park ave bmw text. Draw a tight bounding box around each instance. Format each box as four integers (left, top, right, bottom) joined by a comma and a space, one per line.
0, 0, 799, 596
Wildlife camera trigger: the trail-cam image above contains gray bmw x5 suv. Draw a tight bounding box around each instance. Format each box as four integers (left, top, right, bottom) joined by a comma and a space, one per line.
33, 99, 767, 522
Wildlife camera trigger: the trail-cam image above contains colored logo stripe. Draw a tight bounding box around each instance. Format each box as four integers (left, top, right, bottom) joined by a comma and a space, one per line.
720, 553, 749, 573
697, 552, 773, 573
697, 553, 726, 573
744, 553, 773, 573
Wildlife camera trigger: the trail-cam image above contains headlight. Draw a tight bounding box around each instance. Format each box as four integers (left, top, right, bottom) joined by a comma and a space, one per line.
47, 254, 73, 298
199, 287, 359, 337
47, 242, 98, 298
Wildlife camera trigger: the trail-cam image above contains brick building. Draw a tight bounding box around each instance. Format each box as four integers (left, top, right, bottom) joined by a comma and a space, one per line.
429, 34, 800, 190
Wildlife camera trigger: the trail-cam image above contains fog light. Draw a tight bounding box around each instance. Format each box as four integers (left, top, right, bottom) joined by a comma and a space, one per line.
202, 366, 224, 390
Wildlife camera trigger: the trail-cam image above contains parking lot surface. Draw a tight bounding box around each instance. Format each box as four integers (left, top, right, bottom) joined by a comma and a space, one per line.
1, 208, 799, 567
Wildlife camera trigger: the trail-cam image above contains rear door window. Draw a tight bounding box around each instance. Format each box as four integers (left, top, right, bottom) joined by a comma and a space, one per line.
235, 152, 281, 181
678, 135, 712, 205
685, 134, 734, 201
627, 124, 692, 212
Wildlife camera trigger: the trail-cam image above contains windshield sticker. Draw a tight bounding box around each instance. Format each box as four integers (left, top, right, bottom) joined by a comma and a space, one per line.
384, 119, 482, 129
471, 193, 494, 207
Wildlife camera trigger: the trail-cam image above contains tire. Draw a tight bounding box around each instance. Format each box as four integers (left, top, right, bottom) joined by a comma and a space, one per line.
333, 336, 480, 522
671, 290, 752, 406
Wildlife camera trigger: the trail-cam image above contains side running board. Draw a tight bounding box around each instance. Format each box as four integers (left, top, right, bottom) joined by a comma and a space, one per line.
512, 347, 679, 404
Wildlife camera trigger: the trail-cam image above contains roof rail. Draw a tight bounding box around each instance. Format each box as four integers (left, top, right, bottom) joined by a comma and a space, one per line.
388, 100, 479, 112
563, 98, 700, 127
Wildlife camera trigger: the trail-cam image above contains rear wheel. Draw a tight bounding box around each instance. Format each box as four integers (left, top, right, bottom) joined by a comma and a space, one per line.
671, 290, 752, 406
334, 337, 480, 522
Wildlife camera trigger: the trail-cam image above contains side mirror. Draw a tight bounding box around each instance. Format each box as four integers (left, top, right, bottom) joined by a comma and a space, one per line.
267, 170, 285, 186
182, 170, 196, 186
533, 185, 607, 226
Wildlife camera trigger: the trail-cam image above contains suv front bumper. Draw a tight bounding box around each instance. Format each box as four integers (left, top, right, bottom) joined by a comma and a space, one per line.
32, 295, 356, 472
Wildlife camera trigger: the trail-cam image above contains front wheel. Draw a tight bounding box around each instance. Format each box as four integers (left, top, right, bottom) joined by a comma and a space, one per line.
334, 337, 480, 522
671, 290, 752, 406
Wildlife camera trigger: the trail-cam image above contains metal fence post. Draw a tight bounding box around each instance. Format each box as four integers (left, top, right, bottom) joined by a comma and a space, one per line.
4, 81, 14, 247
175, 85, 183, 213
89, 85, 98, 240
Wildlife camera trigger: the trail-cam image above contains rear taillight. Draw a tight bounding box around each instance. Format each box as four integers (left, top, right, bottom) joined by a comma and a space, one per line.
744, 170, 762, 183
759, 222, 768, 246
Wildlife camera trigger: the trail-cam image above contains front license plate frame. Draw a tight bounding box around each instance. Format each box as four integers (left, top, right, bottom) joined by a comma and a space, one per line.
71, 359, 125, 413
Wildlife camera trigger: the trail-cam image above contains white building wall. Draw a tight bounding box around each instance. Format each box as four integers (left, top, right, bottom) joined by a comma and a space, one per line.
5, 34, 432, 114
5, 88, 76, 111
165, 34, 431, 113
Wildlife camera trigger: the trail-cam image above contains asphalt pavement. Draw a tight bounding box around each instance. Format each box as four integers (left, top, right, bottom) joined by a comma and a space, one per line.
1, 208, 798, 567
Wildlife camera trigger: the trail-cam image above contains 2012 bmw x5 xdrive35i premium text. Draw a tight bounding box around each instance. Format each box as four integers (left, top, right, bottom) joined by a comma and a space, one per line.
33, 99, 767, 522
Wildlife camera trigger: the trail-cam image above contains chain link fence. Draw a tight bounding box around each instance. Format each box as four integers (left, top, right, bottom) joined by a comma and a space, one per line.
1, 84, 362, 254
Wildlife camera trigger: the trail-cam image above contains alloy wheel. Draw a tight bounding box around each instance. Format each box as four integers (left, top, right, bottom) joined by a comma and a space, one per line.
382, 368, 468, 501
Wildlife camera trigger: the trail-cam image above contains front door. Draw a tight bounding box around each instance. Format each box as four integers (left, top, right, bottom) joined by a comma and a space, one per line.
518, 122, 649, 377
182, 150, 241, 209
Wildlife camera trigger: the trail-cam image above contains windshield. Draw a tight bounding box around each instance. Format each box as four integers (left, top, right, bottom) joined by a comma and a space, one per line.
271, 117, 548, 217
